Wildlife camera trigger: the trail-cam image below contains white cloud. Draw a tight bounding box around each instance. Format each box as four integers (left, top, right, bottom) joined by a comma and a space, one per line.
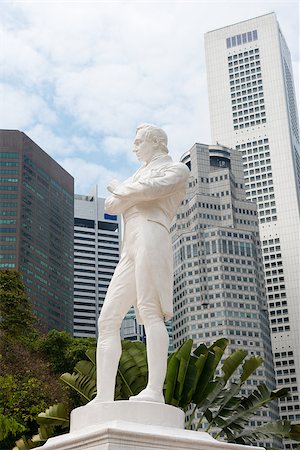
25, 124, 74, 157
0, 84, 56, 130
58, 157, 124, 197
1, 0, 298, 178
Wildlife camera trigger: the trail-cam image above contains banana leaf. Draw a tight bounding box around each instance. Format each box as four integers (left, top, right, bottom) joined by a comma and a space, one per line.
192, 346, 224, 407
116, 340, 148, 399
85, 348, 96, 364
37, 403, 69, 429
233, 420, 300, 444
164, 339, 193, 405
221, 385, 289, 439
179, 352, 208, 409
74, 359, 96, 380
208, 355, 264, 423
60, 372, 96, 403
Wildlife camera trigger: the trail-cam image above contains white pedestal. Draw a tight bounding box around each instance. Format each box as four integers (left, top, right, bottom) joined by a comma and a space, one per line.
42, 401, 265, 450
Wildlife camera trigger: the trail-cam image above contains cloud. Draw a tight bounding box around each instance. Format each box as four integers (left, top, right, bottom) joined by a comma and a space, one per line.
1, 0, 298, 179
58, 157, 123, 197
25, 124, 74, 157
0, 84, 56, 130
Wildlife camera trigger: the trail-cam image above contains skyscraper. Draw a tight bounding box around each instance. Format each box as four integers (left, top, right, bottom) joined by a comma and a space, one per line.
74, 186, 121, 338
172, 143, 278, 441
0, 130, 74, 332
204, 13, 300, 430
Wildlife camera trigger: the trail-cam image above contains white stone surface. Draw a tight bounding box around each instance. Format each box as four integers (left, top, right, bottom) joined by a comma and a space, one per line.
70, 400, 185, 432
43, 401, 265, 450
43, 420, 265, 450
95, 124, 190, 404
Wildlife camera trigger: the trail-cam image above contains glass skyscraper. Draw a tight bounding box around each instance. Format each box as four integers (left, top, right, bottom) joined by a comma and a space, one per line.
0, 130, 74, 332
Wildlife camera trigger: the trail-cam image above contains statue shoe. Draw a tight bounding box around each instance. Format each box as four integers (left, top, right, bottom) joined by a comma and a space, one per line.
129, 388, 165, 403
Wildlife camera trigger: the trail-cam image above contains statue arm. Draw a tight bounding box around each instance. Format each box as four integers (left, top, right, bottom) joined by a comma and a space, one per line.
112, 164, 189, 203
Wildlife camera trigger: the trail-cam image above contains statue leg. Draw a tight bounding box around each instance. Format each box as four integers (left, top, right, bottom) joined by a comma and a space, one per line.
94, 254, 136, 402
130, 304, 169, 403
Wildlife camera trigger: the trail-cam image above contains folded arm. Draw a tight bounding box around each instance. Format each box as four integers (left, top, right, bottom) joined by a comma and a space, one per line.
105, 163, 189, 214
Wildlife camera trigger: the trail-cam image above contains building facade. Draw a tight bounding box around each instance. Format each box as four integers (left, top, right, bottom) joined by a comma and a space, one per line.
204, 13, 300, 433
0, 130, 74, 332
74, 186, 121, 337
171, 143, 278, 441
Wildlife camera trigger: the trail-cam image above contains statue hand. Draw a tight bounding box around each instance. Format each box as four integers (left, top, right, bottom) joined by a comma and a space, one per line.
107, 179, 121, 193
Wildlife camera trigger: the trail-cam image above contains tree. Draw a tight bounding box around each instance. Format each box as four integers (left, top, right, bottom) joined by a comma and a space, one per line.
0, 270, 70, 449
37, 330, 96, 375
0, 269, 37, 342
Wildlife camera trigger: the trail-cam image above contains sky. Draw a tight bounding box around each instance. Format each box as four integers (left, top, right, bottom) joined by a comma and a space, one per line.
0, 0, 299, 197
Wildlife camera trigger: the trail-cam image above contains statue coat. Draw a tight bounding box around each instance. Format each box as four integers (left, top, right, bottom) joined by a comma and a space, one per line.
105, 154, 189, 323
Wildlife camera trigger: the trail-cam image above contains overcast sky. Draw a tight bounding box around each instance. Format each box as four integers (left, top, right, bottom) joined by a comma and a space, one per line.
1, 0, 299, 196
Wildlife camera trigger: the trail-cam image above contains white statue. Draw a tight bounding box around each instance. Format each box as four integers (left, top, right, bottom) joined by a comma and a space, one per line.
94, 124, 189, 404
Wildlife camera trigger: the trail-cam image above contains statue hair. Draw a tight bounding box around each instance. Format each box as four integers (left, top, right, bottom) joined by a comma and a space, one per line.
136, 123, 168, 154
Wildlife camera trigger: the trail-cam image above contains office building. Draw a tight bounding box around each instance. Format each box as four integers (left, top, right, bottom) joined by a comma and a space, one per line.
171, 143, 278, 440
205, 13, 300, 433
74, 186, 121, 337
0, 130, 74, 332
120, 306, 145, 342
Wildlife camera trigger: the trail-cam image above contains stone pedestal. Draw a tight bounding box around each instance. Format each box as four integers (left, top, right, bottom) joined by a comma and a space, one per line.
42, 401, 265, 450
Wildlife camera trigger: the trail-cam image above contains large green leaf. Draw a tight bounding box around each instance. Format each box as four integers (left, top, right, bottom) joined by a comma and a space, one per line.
13, 436, 34, 450
116, 340, 148, 399
197, 349, 248, 416
179, 353, 208, 409
85, 348, 96, 365
60, 372, 96, 403
240, 355, 263, 383
208, 338, 228, 353
222, 350, 247, 383
74, 359, 96, 380
234, 420, 300, 444
37, 403, 69, 429
209, 355, 264, 423
192, 345, 225, 407
165, 339, 193, 406
221, 385, 289, 439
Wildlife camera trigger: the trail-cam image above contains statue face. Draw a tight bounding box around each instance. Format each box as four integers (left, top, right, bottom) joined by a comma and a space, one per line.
133, 129, 157, 164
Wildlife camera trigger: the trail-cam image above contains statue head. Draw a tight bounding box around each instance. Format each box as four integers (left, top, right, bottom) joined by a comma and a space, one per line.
133, 124, 168, 164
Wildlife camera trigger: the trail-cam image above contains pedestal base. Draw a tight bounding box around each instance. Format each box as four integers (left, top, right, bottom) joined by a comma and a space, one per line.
43, 401, 265, 450
70, 400, 185, 432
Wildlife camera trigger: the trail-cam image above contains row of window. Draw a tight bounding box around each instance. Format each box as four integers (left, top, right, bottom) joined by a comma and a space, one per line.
0, 152, 19, 159
226, 29, 258, 48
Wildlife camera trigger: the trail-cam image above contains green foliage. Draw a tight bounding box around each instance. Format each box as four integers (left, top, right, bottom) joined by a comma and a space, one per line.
37, 403, 69, 429
37, 330, 96, 375
232, 420, 300, 445
0, 270, 72, 448
0, 270, 37, 341
163, 338, 298, 446
11, 338, 300, 450
116, 340, 148, 399
60, 340, 148, 403
12, 404, 70, 450
0, 414, 25, 442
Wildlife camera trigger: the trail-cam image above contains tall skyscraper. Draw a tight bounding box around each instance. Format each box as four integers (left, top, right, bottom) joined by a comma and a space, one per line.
74, 186, 121, 338
0, 130, 74, 332
171, 143, 278, 442
204, 13, 300, 431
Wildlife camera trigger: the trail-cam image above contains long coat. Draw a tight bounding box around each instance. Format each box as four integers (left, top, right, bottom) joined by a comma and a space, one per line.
105, 154, 189, 323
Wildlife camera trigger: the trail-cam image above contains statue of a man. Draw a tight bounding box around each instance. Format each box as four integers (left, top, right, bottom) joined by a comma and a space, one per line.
94, 124, 189, 404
